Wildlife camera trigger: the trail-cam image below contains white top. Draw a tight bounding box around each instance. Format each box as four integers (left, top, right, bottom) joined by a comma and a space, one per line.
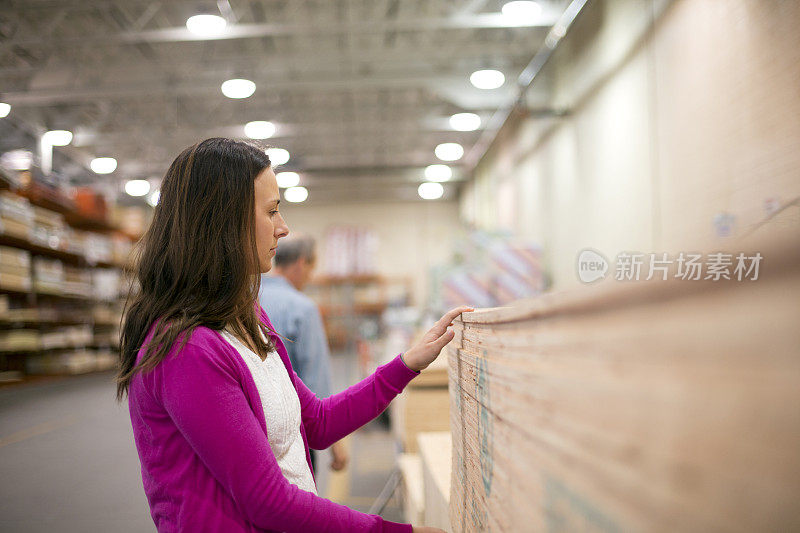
220, 329, 317, 495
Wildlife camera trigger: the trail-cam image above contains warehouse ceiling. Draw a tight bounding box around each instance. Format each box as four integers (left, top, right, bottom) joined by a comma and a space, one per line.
0, 0, 569, 204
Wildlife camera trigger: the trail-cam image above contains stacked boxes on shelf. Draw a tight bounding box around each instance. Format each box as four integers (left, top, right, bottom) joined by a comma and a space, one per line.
32, 257, 63, 294
63, 265, 92, 296
39, 326, 93, 350
446, 237, 800, 532
0, 191, 34, 239
0, 246, 31, 292
26, 349, 98, 375
112, 234, 132, 267
30, 206, 66, 249
0, 329, 40, 352
83, 232, 113, 265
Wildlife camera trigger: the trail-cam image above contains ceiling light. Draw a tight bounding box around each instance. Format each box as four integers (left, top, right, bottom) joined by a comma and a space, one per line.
266, 147, 290, 166
90, 157, 117, 174
449, 113, 481, 131
125, 179, 150, 197
221, 78, 256, 99
435, 143, 464, 162
276, 171, 300, 188
0, 103, 10, 118
284, 186, 308, 203
244, 121, 275, 139
43, 130, 73, 146
186, 14, 227, 36
424, 164, 452, 182
418, 182, 444, 200
501, 1, 542, 19
147, 190, 160, 207
470, 69, 505, 90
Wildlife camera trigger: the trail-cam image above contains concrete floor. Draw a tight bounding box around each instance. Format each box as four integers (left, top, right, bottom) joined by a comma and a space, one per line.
0, 352, 404, 532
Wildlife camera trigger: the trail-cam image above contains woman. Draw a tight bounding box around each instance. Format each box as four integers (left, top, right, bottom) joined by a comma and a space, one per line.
118, 137, 470, 532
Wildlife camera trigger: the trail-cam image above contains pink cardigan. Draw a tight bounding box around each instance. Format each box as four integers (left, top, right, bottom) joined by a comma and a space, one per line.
128, 306, 418, 532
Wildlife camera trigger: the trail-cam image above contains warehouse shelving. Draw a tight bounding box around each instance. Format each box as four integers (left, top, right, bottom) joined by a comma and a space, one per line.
0, 174, 132, 385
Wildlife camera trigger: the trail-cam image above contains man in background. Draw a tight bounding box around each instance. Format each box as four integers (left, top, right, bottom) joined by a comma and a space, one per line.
259, 235, 348, 476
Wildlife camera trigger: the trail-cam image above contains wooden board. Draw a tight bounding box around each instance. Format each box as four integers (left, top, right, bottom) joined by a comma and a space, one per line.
419, 432, 452, 532
392, 386, 450, 453
448, 236, 800, 532
398, 453, 425, 525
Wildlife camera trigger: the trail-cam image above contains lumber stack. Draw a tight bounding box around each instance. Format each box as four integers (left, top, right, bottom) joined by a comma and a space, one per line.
398, 453, 424, 525
447, 236, 800, 532
418, 432, 451, 531
392, 355, 450, 453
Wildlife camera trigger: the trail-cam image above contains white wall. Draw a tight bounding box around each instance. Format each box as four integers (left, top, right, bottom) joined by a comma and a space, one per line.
460, 0, 800, 290
278, 200, 464, 306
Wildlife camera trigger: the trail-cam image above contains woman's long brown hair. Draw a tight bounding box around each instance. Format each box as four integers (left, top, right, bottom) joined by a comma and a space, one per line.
117, 138, 276, 400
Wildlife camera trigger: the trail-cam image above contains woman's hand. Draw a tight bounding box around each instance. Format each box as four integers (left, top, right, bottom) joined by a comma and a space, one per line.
330, 441, 348, 471
412, 527, 447, 533
402, 306, 474, 372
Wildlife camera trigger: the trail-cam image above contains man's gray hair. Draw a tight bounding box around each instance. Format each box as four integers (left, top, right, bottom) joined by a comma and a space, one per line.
274, 235, 316, 267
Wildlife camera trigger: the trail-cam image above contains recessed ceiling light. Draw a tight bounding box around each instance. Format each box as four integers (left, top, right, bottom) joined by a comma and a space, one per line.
425, 164, 452, 182
435, 143, 464, 162
90, 157, 117, 174
266, 148, 290, 166
501, 1, 542, 20
449, 113, 481, 132
221, 78, 256, 99
418, 182, 444, 200
0, 103, 10, 118
43, 130, 73, 146
125, 179, 150, 197
284, 186, 308, 203
244, 121, 275, 139
470, 69, 505, 90
186, 14, 227, 36
276, 171, 300, 188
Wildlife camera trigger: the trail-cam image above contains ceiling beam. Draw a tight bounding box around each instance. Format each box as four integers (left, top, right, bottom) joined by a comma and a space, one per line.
2, 13, 558, 49
2, 72, 494, 106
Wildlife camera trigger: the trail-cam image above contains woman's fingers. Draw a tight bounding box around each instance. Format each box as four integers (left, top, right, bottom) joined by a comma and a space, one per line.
431, 328, 456, 351
431, 306, 474, 335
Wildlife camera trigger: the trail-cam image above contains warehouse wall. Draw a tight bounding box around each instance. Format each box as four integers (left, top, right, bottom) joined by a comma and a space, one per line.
279, 200, 464, 305
460, 0, 800, 290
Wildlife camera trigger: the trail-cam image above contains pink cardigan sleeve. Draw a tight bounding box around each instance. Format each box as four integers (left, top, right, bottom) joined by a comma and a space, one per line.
154, 340, 413, 533
295, 353, 420, 450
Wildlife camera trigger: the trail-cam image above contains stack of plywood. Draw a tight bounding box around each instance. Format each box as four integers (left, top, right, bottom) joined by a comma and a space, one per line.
398, 453, 424, 525
447, 236, 800, 532
418, 432, 452, 531
392, 354, 450, 453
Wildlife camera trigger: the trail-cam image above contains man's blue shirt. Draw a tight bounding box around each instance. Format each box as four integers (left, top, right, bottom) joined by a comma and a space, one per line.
258, 275, 332, 399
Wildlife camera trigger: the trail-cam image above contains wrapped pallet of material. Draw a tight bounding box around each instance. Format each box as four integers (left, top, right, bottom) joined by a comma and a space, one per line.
418, 432, 451, 532
447, 236, 800, 532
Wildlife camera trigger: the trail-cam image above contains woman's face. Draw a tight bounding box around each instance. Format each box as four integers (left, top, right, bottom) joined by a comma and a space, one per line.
253, 167, 289, 273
